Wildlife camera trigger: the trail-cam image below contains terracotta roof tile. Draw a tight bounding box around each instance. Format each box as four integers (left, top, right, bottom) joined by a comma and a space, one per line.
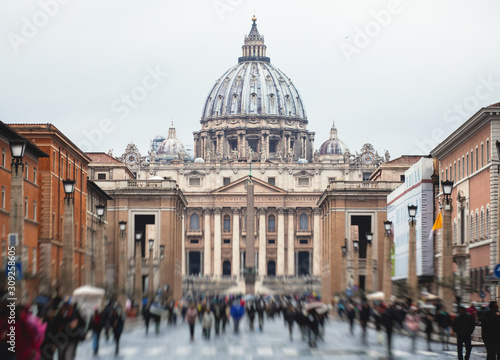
86, 152, 122, 163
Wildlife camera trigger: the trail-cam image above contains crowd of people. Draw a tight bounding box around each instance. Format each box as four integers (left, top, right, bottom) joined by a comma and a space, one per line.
0, 290, 126, 360
336, 298, 500, 359
3, 287, 500, 360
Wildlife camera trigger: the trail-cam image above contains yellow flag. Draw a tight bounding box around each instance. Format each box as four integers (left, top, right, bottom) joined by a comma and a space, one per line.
432, 212, 443, 231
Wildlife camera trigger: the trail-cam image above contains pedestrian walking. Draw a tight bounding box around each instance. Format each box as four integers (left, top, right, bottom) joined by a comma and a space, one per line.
256, 297, 265, 331
435, 306, 451, 350
404, 306, 420, 353
201, 308, 215, 339
373, 303, 384, 344
423, 309, 434, 351
284, 303, 296, 340
246, 300, 256, 331
213, 301, 223, 335
142, 301, 151, 335
89, 308, 103, 356
359, 302, 371, 344
481, 301, 500, 360
185, 302, 198, 341
58, 301, 86, 360
230, 299, 245, 334
305, 308, 320, 348
346, 303, 356, 335
381, 302, 397, 356
110, 306, 125, 355
452, 306, 475, 360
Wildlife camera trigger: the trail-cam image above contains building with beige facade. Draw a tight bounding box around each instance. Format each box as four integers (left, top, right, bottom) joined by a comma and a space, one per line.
93, 17, 393, 296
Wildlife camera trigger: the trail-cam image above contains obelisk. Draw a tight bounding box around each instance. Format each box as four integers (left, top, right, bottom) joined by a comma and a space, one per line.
245, 164, 256, 294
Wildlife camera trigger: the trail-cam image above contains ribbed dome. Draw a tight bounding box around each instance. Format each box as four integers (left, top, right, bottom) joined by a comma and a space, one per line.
319, 122, 349, 155
201, 18, 306, 120
156, 123, 187, 157
202, 62, 306, 120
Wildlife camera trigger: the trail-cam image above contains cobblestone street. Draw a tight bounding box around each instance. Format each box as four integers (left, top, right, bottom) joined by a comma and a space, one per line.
75, 314, 487, 359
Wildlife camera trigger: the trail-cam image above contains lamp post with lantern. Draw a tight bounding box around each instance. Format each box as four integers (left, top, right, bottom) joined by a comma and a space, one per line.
440, 180, 454, 312
61, 179, 75, 297
407, 204, 418, 300
341, 243, 347, 292
383, 220, 393, 302
118, 221, 127, 307
9, 139, 27, 302
134, 231, 143, 310
365, 232, 373, 294
353, 238, 359, 292
148, 238, 155, 300
94, 204, 106, 288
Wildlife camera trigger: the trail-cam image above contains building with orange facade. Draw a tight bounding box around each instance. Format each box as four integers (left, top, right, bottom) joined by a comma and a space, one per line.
9, 124, 90, 296
0, 121, 48, 302
431, 103, 500, 303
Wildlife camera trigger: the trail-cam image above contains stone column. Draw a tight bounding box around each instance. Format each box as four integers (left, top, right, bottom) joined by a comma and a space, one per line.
277, 208, 285, 275
287, 209, 295, 275
95, 221, 105, 288
441, 206, 454, 312
238, 130, 246, 159
258, 208, 266, 276
313, 208, 321, 276
181, 210, 186, 275
61, 198, 75, 297
214, 208, 222, 276
232, 208, 240, 277
148, 245, 154, 300
383, 230, 392, 302
203, 209, 211, 275
365, 243, 373, 294
9, 165, 25, 301
134, 240, 142, 309
408, 219, 418, 299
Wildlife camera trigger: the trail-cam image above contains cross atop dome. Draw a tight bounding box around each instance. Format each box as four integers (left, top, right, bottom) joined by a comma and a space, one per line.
238, 15, 270, 63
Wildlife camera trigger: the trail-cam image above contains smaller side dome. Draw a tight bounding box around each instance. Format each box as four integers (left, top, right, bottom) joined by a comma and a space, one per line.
297, 158, 308, 164
319, 121, 349, 155
156, 122, 188, 159
194, 157, 205, 163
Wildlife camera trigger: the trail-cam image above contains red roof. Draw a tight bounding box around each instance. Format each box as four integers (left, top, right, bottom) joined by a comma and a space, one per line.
86, 152, 123, 163
384, 155, 424, 165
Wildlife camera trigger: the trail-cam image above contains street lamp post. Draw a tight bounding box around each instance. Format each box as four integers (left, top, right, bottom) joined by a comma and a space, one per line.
159, 244, 165, 299
134, 231, 142, 311
61, 179, 75, 297
441, 180, 454, 312
95, 204, 106, 288
383, 220, 393, 302
148, 238, 155, 300
118, 221, 127, 308
341, 244, 347, 292
9, 139, 26, 302
407, 204, 418, 300
365, 233, 373, 294
353, 239, 359, 292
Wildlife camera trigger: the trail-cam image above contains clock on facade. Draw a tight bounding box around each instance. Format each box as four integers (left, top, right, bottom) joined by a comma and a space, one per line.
362, 152, 374, 165
126, 153, 138, 165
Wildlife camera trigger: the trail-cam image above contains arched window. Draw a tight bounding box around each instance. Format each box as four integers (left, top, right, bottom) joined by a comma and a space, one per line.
487, 208, 490, 238
268, 215, 275, 231
475, 213, 479, 240
481, 210, 484, 238
299, 213, 308, 230
223, 214, 230, 232
190, 213, 200, 230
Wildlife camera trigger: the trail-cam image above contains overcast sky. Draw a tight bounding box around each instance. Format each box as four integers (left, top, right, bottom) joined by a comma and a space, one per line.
1, 0, 500, 160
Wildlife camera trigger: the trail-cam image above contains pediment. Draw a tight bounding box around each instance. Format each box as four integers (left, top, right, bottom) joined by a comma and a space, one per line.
213, 176, 287, 195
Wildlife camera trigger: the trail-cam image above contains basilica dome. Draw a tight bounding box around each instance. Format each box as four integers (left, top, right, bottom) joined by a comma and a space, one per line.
201, 17, 306, 120
156, 122, 187, 158
319, 122, 349, 155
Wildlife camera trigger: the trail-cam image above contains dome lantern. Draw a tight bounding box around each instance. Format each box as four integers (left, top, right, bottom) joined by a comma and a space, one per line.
238, 15, 270, 63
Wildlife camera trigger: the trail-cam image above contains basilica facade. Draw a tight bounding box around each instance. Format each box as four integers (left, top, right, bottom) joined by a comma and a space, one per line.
92, 17, 392, 296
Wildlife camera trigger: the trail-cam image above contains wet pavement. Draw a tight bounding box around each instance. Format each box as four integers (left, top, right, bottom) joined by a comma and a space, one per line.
75, 314, 487, 359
